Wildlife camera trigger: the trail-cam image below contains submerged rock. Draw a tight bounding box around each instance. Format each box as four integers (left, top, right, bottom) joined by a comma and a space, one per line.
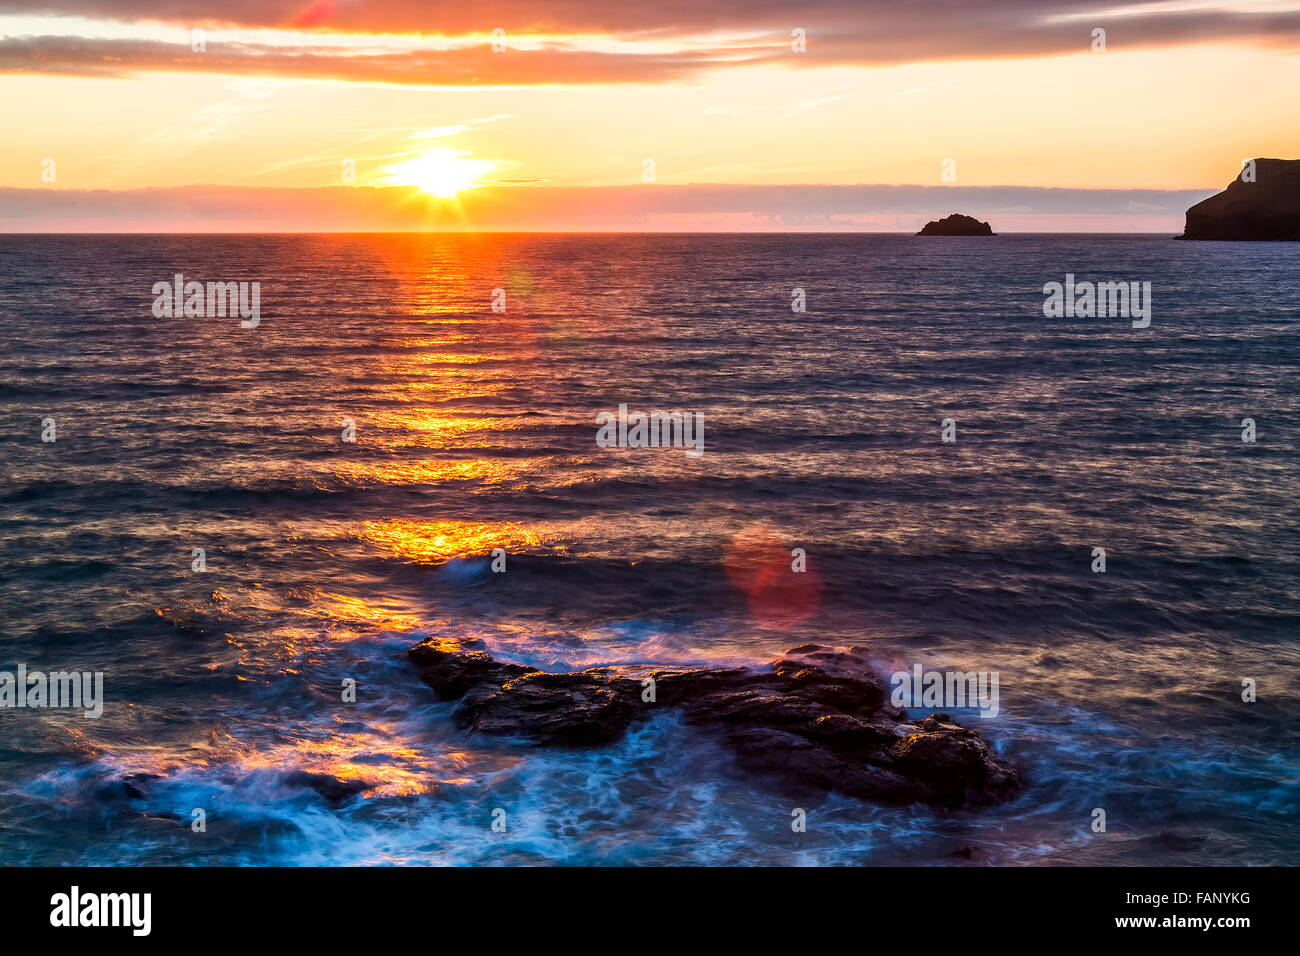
1177, 158, 1300, 240
95, 773, 159, 802
281, 770, 372, 803
916, 213, 996, 236
409, 638, 1020, 808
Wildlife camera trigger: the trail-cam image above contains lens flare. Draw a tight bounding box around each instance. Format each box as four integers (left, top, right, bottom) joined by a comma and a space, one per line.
724, 524, 823, 627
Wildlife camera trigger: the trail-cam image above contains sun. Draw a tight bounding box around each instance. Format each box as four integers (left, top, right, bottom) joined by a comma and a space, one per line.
384, 148, 494, 198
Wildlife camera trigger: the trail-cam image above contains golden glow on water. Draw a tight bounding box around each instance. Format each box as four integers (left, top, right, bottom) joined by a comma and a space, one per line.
333, 458, 528, 486
406, 352, 512, 365
358, 518, 560, 562
389, 378, 513, 399
385, 412, 521, 435
395, 335, 475, 347
356, 411, 525, 448
296, 591, 423, 632
222, 734, 522, 799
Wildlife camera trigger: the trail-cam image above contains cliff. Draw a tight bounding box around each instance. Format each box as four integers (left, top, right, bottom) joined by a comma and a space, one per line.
1178, 158, 1300, 240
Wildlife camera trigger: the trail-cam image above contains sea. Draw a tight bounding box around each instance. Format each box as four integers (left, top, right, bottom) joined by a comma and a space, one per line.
1, 233, 1297, 865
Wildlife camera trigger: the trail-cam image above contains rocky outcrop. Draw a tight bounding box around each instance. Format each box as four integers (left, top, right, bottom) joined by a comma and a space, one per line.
409, 638, 1020, 808
1178, 158, 1300, 240
916, 213, 996, 236
281, 770, 373, 804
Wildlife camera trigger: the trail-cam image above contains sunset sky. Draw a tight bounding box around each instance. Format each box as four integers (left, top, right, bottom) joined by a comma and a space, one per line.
2, 1, 1298, 230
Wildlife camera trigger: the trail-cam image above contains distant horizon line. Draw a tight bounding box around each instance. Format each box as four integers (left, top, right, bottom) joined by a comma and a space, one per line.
0, 180, 1216, 234
0, 229, 1185, 236
0, 181, 1233, 191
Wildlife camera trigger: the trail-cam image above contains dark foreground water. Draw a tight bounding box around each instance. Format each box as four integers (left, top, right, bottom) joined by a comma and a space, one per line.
0, 233, 1297, 865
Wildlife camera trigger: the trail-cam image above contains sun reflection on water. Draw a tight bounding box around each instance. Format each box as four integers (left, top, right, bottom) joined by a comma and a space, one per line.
357, 518, 561, 563
333, 458, 530, 486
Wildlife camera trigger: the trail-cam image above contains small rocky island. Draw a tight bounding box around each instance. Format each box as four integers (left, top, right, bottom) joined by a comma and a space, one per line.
916, 213, 996, 236
1178, 158, 1300, 240
409, 636, 1021, 808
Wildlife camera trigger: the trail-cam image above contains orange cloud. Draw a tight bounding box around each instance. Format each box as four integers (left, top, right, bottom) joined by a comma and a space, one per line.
2, 2, 1298, 86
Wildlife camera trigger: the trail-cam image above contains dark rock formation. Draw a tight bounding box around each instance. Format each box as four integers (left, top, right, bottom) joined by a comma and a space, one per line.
916, 213, 996, 236
1178, 158, 1300, 240
95, 772, 160, 802
409, 638, 1020, 808
281, 770, 373, 803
